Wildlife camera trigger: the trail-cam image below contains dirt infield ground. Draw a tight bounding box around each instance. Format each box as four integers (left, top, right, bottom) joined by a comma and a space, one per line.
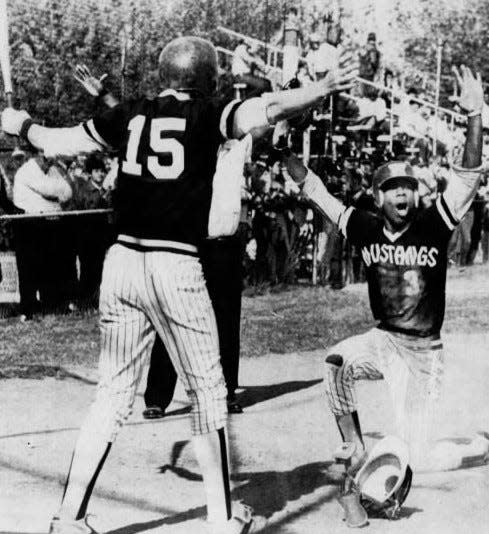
0, 268, 488, 534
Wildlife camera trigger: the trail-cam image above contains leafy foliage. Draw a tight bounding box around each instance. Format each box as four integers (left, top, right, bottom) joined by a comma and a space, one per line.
1, 0, 489, 124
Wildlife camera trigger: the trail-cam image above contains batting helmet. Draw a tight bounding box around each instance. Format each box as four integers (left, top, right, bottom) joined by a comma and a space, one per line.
372, 161, 418, 207
158, 36, 218, 96
354, 435, 412, 520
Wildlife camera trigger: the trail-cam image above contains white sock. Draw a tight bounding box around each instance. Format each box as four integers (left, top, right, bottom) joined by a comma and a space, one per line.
58, 422, 112, 519
192, 427, 232, 525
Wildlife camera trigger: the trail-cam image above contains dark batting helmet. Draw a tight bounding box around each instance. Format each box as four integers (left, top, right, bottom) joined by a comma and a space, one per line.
158, 36, 218, 96
372, 161, 418, 207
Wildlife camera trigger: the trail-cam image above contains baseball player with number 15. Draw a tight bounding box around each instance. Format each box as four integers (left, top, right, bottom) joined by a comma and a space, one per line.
278, 65, 489, 485
1, 36, 356, 534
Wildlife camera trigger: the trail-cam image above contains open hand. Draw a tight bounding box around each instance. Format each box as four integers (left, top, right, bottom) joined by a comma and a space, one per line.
322, 49, 359, 95
73, 64, 107, 97
451, 65, 484, 115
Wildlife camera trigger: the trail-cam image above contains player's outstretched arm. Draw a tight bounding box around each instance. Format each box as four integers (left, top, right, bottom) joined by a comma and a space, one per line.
1, 107, 106, 157
232, 50, 357, 138
280, 149, 347, 226
443, 65, 484, 220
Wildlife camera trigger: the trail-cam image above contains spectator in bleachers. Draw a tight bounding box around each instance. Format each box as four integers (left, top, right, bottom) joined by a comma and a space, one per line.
359, 32, 381, 84
231, 40, 271, 97
305, 32, 340, 81
353, 86, 388, 130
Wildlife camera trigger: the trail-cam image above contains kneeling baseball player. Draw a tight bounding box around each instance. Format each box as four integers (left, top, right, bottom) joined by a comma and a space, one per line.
279, 65, 488, 487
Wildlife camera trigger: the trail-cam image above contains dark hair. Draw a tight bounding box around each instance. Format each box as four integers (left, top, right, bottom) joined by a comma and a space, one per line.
85, 155, 106, 173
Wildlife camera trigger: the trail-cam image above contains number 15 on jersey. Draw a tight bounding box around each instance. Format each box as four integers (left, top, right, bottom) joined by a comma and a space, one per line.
122, 115, 186, 180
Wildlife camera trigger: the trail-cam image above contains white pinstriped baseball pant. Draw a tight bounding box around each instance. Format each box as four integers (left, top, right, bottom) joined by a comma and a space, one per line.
324, 327, 444, 460
90, 243, 227, 439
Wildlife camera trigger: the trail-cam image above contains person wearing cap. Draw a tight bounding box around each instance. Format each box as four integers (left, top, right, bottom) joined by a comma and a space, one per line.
275, 65, 489, 474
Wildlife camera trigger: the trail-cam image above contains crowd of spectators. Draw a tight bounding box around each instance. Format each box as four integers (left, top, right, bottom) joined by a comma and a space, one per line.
0, 151, 114, 319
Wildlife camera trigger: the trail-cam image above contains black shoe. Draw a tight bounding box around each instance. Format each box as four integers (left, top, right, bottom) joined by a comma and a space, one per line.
142, 406, 165, 419
227, 400, 243, 414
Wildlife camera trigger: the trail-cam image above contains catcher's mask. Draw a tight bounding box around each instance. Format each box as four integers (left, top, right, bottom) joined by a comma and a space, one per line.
355, 435, 412, 520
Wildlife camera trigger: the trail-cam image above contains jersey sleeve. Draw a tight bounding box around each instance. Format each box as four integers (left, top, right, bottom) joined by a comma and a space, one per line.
417, 196, 457, 244
206, 98, 243, 141
84, 101, 135, 150
343, 207, 381, 245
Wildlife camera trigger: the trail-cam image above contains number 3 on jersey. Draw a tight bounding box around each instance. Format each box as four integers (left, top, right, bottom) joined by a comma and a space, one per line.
122, 115, 186, 180
403, 269, 420, 296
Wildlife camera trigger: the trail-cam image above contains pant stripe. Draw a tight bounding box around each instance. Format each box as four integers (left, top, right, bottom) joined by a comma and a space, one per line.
75, 443, 112, 520
218, 428, 232, 520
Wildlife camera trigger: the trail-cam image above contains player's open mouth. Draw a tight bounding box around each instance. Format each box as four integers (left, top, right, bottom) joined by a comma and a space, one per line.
395, 202, 409, 216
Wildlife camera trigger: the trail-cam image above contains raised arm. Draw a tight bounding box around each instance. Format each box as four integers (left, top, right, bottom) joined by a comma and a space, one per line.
73, 64, 119, 109
232, 51, 357, 138
279, 149, 347, 228
443, 65, 484, 221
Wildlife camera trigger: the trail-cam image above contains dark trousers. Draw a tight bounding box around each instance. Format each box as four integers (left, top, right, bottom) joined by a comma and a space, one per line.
14, 218, 78, 315
76, 218, 110, 306
14, 220, 44, 316
144, 235, 243, 410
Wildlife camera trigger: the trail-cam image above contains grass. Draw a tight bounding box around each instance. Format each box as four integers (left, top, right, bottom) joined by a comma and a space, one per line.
1, 264, 489, 377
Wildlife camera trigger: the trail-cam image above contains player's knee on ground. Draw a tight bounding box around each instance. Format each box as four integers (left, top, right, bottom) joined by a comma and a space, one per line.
187, 374, 228, 435
324, 352, 357, 416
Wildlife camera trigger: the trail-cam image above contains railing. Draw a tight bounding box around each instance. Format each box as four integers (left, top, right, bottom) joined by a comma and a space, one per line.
217, 26, 283, 69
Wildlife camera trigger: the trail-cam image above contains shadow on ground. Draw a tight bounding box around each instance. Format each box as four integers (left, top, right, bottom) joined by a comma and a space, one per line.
236, 379, 323, 409
110, 460, 340, 534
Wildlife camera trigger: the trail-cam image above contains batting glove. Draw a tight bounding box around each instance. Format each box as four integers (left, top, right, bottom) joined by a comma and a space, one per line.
1, 108, 31, 136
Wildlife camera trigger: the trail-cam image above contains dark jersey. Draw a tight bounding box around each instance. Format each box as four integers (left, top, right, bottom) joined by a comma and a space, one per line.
83, 91, 241, 253
344, 195, 457, 337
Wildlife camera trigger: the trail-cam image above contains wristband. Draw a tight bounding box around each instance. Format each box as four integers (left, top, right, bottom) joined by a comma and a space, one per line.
467, 109, 482, 117
19, 118, 34, 141
96, 87, 109, 102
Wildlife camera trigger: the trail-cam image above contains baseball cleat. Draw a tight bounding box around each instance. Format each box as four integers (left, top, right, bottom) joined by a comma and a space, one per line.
208, 503, 260, 534
48, 516, 98, 534
142, 406, 165, 419
227, 400, 243, 414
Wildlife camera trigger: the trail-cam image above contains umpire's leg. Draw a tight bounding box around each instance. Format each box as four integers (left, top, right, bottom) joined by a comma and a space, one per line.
201, 236, 243, 405
144, 334, 178, 414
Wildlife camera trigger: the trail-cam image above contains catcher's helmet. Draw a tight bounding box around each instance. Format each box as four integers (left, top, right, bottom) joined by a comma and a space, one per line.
372, 161, 418, 207
355, 435, 412, 520
159, 36, 218, 96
